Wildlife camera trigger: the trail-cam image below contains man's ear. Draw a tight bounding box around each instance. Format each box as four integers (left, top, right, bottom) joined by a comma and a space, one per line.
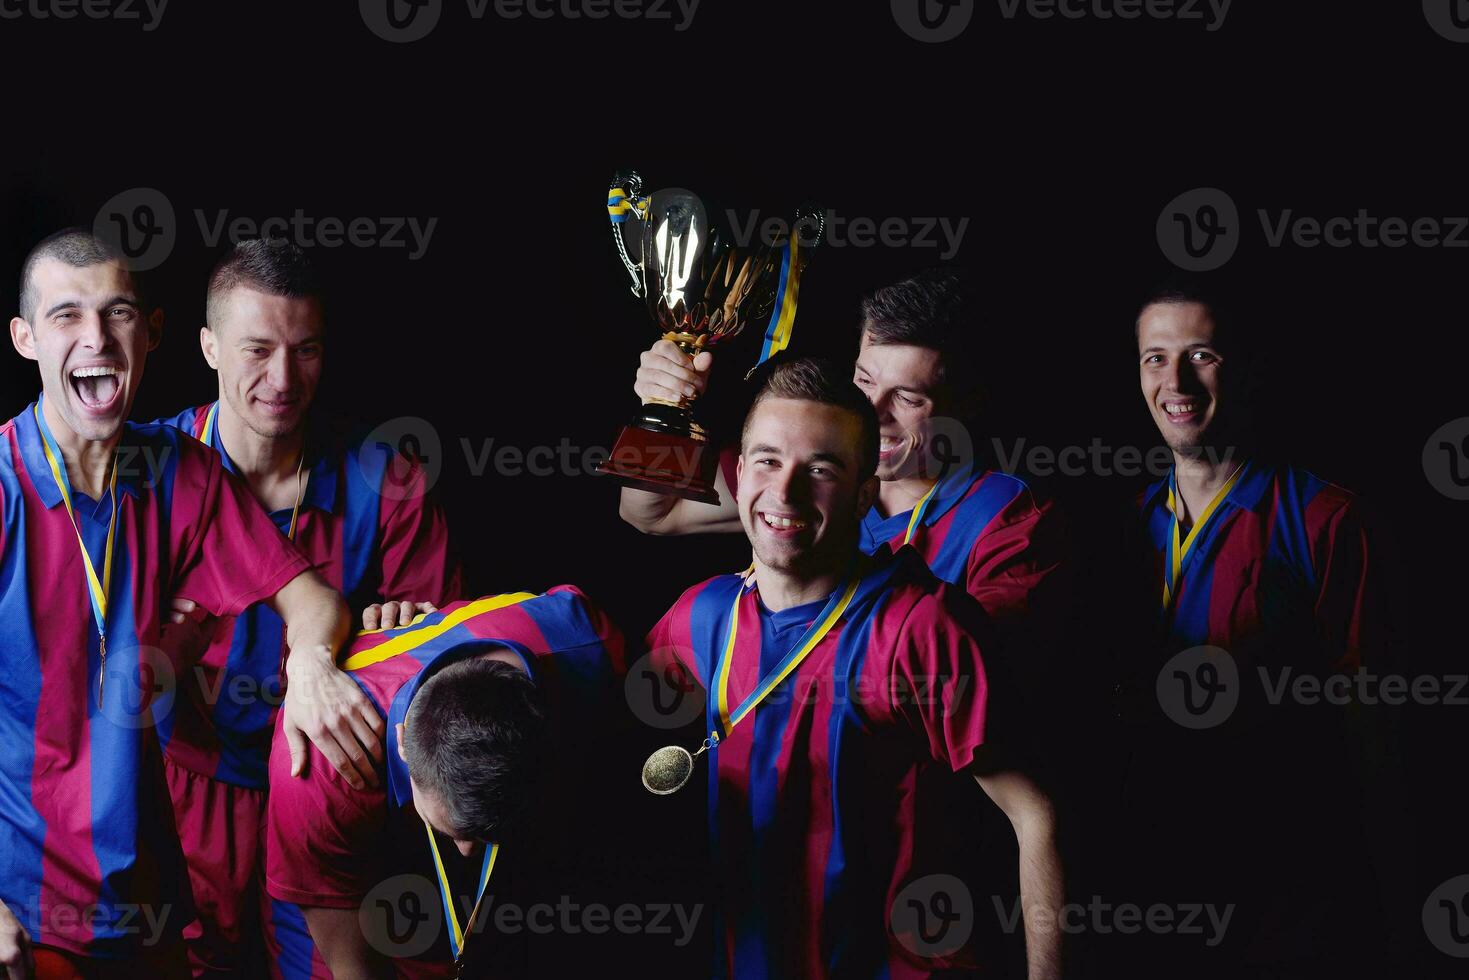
10, 317, 38, 361
856, 474, 880, 516
395, 722, 409, 764
199, 326, 219, 369
146, 307, 164, 352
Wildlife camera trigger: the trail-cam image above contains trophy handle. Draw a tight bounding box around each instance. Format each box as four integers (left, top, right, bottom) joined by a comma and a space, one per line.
608, 171, 647, 298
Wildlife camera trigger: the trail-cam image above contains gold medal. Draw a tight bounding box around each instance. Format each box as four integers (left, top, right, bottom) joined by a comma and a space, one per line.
641, 738, 713, 795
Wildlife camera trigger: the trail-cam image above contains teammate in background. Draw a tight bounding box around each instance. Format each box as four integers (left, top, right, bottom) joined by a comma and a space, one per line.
264, 588, 625, 979
0, 231, 372, 978
645, 358, 1061, 978
1115, 283, 1385, 976
619, 268, 1068, 653
155, 239, 462, 977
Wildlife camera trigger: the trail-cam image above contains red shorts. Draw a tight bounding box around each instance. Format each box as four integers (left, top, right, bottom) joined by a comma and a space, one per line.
33, 942, 190, 980
163, 757, 268, 977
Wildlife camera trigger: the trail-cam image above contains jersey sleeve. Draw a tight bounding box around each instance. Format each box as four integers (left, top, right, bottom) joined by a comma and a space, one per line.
879, 586, 997, 774
964, 488, 1069, 629
171, 436, 311, 617
264, 711, 387, 908
1311, 495, 1380, 672
375, 455, 464, 606
644, 586, 707, 689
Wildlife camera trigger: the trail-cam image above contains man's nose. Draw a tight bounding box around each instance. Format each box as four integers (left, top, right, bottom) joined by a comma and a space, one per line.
266, 349, 294, 390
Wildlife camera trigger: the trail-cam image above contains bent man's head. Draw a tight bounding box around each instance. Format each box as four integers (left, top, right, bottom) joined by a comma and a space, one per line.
399, 656, 549, 857
10, 229, 160, 445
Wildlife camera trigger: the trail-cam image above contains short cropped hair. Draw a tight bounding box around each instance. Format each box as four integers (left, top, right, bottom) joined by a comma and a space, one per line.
205, 239, 322, 331
402, 656, 549, 842
18, 229, 133, 323
858, 266, 979, 390
742, 356, 882, 481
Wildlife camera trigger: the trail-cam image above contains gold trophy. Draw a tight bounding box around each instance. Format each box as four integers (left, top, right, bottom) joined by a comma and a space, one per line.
598, 171, 819, 504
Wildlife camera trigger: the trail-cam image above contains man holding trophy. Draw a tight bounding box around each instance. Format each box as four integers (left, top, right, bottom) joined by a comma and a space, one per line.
609, 230, 1069, 670
641, 357, 1063, 978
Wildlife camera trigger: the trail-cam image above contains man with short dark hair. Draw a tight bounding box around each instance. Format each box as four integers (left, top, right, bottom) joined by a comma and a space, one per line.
645, 357, 1062, 978
154, 239, 462, 976
0, 230, 366, 978
264, 588, 625, 979
619, 267, 1068, 657
1115, 283, 1384, 976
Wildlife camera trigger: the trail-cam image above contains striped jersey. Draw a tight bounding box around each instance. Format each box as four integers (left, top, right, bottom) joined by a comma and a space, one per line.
154, 402, 462, 789
647, 548, 1004, 978
264, 587, 626, 979
0, 397, 310, 958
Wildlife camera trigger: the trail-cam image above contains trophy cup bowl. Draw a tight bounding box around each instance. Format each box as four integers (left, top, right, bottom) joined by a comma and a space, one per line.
598, 171, 803, 504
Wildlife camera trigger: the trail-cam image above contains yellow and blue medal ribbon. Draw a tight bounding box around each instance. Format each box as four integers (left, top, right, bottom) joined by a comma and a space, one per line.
199, 401, 218, 447
424, 821, 499, 963
33, 399, 120, 705
711, 567, 860, 743
901, 480, 943, 546
204, 401, 305, 539
1162, 462, 1247, 611
754, 232, 804, 367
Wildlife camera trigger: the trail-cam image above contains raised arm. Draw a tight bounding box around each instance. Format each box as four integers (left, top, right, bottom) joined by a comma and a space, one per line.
617, 339, 743, 535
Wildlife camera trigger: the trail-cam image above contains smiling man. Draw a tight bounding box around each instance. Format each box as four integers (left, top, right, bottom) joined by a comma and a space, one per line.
152, 239, 462, 978
0, 230, 368, 979
263, 587, 625, 979
1118, 283, 1384, 976
645, 358, 1062, 978
619, 267, 1068, 654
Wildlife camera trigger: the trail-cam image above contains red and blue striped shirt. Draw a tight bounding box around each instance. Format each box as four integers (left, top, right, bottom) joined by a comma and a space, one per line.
264, 587, 626, 979
154, 403, 462, 789
0, 398, 310, 959
648, 548, 1003, 978
1138, 459, 1373, 670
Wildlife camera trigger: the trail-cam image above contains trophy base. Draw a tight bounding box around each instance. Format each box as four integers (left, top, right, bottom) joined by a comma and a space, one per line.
597, 423, 721, 505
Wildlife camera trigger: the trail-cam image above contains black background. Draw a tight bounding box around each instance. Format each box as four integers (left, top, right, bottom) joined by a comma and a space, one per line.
3, 1, 1466, 976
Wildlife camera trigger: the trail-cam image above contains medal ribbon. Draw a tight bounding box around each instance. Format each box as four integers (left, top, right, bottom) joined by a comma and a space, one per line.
901, 480, 942, 546
711, 568, 859, 741
34, 399, 119, 704
424, 821, 499, 962
754, 232, 804, 367
203, 402, 306, 539
1162, 462, 1246, 611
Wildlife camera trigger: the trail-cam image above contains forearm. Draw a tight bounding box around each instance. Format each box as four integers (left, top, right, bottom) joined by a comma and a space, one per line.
269, 570, 350, 662
1016, 809, 1063, 980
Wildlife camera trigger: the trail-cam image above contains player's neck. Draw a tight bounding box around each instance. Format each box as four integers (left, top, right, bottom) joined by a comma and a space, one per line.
751, 550, 864, 612
41, 393, 120, 501
876, 472, 937, 519
216, 399, 305, 495
1171, 447, 1246, 523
